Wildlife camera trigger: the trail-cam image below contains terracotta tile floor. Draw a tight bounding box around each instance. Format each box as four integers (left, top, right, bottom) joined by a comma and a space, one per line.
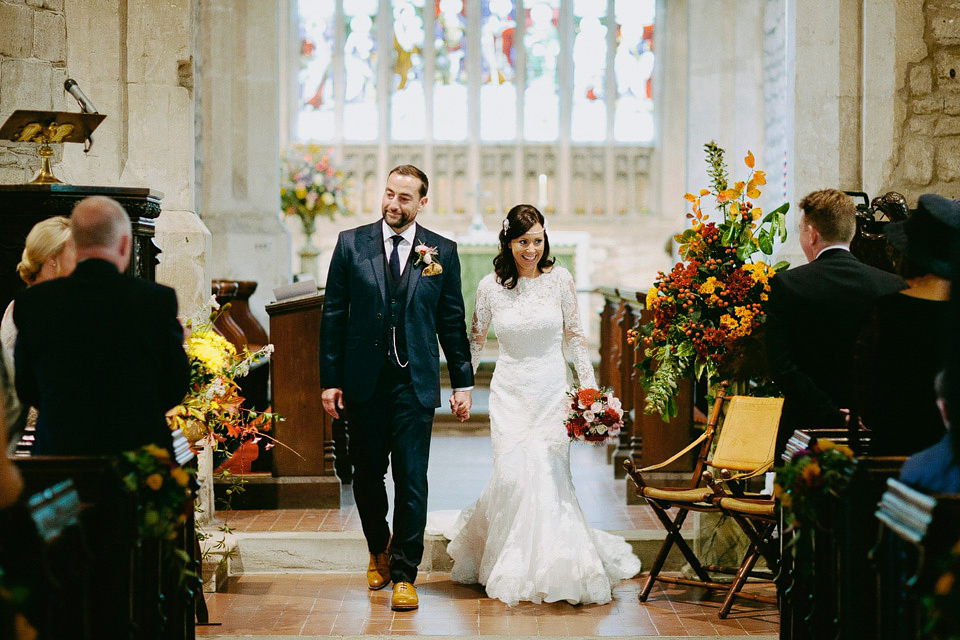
199, 436, 776, 637
198, 572, 778, 637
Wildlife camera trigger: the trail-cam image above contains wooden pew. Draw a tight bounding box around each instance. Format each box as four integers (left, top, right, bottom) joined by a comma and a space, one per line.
873, 479, 960, 640
3, 434, 198, 639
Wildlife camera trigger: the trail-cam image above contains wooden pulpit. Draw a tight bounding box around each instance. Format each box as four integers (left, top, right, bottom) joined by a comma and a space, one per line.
264, 292, 340, 508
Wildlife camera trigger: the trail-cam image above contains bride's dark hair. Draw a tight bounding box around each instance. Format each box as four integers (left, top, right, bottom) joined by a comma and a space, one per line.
493, 204, 554, 290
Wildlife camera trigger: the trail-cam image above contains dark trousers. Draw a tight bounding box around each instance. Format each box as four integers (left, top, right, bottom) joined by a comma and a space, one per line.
346, 363, 434, 584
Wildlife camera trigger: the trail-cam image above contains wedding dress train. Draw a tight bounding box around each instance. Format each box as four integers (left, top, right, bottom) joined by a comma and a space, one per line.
441, 267, 640, 606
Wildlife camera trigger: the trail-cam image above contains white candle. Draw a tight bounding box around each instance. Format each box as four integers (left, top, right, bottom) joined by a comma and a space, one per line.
538, 174, 547, 207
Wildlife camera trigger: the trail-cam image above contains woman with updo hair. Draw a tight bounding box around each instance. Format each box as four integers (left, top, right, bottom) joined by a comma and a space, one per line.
1, 217, 75, 435
436, 204, 640, 606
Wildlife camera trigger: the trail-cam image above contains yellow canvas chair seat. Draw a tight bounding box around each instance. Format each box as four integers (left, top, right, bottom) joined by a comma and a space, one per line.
624, 386, 783, 618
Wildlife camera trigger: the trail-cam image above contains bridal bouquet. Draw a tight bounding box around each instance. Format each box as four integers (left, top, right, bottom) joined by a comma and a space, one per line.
565, 387, 624, 443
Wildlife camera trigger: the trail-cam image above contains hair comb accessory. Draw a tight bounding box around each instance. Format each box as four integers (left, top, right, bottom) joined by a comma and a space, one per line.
502, 219, 510, 232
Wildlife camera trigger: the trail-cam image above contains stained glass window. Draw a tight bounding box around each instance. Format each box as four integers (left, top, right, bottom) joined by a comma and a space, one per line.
479, 0, 517, 141
434, 0, 468, 141
571, 0, 608, 142
523, 0, 560, 141
613, 0, 655, 142
391, 0, 428, 140
293, 0, 655, 145
343, 1, 379, 140
297, 0, 336, 142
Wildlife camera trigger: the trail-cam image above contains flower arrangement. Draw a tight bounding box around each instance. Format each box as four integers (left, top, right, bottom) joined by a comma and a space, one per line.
279, 143, 349, 228
565, 387, 624, 443
166, 300, 282, 451
636, 142, 790, 419
119, 444, 197, 540
922, 539, 960, 639
773, 437, 855, 529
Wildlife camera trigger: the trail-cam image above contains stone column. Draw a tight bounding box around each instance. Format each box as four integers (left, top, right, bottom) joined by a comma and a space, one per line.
196, 0, 292, 332
50, 0, 211, 321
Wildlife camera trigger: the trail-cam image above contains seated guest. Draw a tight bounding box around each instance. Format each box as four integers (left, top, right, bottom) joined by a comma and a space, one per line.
14, 196, 190, 456
900, 370, 960, 494
0, 217, 75, 437
854, 194, 960, 456
766, 189, 906, 454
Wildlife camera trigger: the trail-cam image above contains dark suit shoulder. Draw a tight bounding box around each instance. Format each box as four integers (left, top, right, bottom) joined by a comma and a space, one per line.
414, 225, 458, 252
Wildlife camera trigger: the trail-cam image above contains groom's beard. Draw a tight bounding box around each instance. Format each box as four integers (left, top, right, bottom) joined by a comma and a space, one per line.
383, 207, 417, 231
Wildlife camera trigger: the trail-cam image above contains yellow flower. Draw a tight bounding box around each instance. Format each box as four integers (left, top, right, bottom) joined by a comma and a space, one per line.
145, 473, 164, 491
835, 444, 854, 459
187, 330, 236, 375
294, 186, 307, 199
816, 438, 836, 451
144, 444, 170, 460
935, 571, 955, 596
699, 277, 723, 294
645, 288, 659, 309
171, 468, 190, 487
801, 461, 821, 484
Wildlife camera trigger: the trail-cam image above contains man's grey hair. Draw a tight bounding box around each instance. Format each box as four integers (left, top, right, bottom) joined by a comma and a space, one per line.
70, 196, 132, 250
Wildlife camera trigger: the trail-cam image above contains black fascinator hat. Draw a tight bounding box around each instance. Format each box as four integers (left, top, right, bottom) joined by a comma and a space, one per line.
885, 194, 960, 279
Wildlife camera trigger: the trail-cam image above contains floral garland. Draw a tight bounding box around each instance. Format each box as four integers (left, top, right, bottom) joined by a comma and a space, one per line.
636, 142, 790, 419
773, 437, 856, 529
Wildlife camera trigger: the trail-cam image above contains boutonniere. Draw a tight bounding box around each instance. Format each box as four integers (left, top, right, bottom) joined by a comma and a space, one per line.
414, 242, 443, 276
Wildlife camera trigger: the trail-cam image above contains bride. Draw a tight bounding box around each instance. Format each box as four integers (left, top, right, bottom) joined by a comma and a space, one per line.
442, 204, 640, 606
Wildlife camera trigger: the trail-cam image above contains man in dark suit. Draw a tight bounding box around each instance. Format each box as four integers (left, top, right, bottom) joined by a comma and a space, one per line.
14, 196, 190, 456
320, 165, 474, 611
766, 189, 905, 454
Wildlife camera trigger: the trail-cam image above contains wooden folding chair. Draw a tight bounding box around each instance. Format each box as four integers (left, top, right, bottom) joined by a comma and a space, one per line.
624, 386, 783, 616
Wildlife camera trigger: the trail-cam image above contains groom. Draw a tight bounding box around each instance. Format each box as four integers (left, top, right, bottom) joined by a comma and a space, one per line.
320, 164, 473, 611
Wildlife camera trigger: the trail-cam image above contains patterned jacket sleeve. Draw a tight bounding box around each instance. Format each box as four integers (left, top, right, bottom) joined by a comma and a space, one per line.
468, 277, 492, 374
559, 269, 597, 389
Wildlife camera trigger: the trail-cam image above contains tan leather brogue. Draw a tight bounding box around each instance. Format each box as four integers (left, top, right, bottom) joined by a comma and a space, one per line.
391, 581, 419, 611
366, 550, 390, 590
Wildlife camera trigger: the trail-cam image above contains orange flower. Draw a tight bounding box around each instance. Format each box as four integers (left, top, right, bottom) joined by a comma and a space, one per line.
578, 389, 598, 407
745, 150, 755, 168
145, 473, 164, 491
935, 571, 955, 596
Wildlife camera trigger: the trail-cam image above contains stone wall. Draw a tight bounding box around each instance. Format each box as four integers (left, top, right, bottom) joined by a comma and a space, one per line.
0, 0, 67, 183
889, 0, 960, 201
0, 0, 211, 321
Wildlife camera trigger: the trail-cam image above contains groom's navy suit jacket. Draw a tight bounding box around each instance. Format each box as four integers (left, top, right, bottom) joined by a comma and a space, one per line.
319, 221, 473, 409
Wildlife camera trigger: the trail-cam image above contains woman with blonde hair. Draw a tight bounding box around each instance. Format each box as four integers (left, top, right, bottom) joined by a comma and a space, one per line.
1, 217, 75, 435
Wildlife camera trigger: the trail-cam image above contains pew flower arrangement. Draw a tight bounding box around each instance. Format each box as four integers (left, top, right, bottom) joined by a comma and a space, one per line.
773, 437, 856, 529
119, 444, 196, 540
637, 142, 790, 420
280, 143, 350, 231
166, 299, 281, 450
922, 539, 960, 639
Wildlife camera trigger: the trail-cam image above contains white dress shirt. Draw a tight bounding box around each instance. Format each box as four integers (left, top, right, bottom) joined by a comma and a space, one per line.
381, 220, 418, 275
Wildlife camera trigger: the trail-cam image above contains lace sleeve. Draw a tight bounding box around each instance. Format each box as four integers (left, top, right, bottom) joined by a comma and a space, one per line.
559, 269, 597, 389
469, 279, 492, 374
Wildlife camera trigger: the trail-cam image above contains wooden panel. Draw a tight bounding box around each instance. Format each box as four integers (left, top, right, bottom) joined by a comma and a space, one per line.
266, 294, 334, 476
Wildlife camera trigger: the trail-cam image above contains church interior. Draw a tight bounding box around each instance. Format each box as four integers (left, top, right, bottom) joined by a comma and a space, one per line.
2, 0, 959, 638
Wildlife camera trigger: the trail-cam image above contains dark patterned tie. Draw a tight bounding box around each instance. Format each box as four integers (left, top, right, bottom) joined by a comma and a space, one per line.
390, 235, 403, 281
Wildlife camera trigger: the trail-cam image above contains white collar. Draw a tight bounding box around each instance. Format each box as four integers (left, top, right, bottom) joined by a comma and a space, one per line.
382, 220, 418, 244
815, 244, 851, 259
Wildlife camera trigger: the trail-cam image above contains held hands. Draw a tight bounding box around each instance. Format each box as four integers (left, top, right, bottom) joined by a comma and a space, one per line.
450, 390, 472, 422
322, 388, 345, 419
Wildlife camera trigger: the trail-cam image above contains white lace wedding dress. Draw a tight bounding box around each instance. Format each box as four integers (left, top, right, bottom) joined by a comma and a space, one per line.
442, 267, 640, 606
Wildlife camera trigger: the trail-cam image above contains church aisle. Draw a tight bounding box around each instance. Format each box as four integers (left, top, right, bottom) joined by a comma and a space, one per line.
197, 572, 778, 637
196, 436, 777, 636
